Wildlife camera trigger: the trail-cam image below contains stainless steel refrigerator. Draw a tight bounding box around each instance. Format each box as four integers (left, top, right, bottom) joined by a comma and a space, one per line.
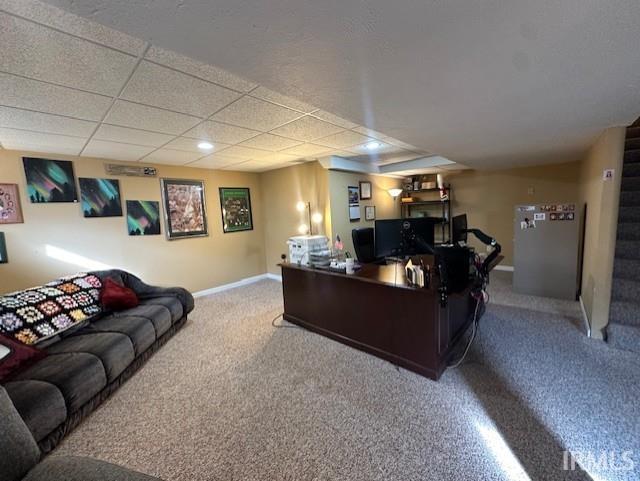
513, 203, 582, 300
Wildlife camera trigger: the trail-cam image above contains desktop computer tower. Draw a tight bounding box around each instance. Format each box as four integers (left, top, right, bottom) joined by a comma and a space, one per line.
513, 203, 582, 300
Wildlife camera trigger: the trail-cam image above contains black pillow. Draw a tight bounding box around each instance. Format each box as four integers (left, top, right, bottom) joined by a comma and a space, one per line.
0, 334, 46, 382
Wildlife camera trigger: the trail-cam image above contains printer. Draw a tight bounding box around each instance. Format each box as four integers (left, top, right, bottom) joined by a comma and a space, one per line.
287, 235, 330, 266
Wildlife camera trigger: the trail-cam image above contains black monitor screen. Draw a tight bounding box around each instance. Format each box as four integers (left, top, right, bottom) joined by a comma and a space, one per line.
375, 218, 436, 257
452, 214, 467, 244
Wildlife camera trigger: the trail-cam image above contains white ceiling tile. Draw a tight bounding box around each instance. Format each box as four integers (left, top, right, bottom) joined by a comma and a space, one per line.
279, 143, 332, 158
315, 130, 374, 149
105, 101, 201, 135
251, 152, 301, 163
211, 96, 302, 131
0, 128, 85, 155
348, 142, 407, 156
122, 61, 242, 118
164, 137, 232, 153
353, 126, 389, 139
145, 46, 256, 92
270, 116, 344, 142
82, 139, 154, 161
311, 110, 359, 129
383, 137, 420, 151
0, 12, 137, 96
182, 120, 260, 144
249, 86, 316, 113
0, 72, 112, 121
221, 160, 272, 172
215, 145, 274, 160
0, 106, 96, 137
323, 150, 358, 158
94, 124, 174, 147
187, 154, 241, 169
0, 0, 146, 55
238, 133, 302, 151
142, 148, 205, 165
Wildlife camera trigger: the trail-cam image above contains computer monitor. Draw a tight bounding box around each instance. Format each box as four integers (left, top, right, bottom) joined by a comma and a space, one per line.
452, 214, 468, 244
375, 218, 436, 258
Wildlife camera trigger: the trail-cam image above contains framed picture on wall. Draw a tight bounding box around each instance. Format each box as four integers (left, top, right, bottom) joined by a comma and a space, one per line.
0, 232, 7, 263
219, 188, 253, 233
79, 178, 123, 218
348, 185, 360, 221
365, 205, 376, 221
359, 181, 372, 200
0, 184, 24, 224
160, 178, 208, 240
126, 201, 161, 236
23, 157, 78, 203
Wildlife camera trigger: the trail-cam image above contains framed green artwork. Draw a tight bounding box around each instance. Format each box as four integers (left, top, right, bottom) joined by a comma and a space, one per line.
219, 188, 253, 233
0, 232, 7, 263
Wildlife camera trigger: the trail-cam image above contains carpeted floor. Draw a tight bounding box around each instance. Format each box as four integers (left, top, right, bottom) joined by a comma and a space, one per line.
53, 274, 640, 481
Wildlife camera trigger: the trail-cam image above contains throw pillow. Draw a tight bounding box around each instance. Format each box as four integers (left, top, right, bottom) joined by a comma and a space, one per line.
0, 333, 46, 382
0, 273, 103, 345
100, 278, 139, 311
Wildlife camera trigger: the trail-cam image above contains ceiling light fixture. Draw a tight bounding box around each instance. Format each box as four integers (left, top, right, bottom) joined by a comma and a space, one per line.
364, 141, 383, 150
197, 141, 214, 150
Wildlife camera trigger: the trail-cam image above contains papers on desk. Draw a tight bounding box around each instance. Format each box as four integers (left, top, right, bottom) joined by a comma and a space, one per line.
405, 259, 430, 288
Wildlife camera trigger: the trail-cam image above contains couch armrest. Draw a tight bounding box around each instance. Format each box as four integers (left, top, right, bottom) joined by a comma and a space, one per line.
92, 270, 195, 315
23, 456, 163, 481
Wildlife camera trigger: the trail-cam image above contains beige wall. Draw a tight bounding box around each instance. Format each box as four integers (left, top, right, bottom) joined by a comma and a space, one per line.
578, 127, 626, 338
440, 162, 582, 265
260, 162, 330, 275
0, 149, 265, 294
327, 170, 401, 255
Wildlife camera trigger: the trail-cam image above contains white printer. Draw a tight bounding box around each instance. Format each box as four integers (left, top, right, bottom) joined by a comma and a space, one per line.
287, 235, 330, 266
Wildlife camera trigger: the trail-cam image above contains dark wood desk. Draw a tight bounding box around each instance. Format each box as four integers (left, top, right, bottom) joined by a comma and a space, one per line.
280, 256, 477, 380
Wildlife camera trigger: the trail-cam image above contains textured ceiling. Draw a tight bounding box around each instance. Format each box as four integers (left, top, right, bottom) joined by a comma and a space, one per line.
0, 0, 435, 173
36, 0, 640, 169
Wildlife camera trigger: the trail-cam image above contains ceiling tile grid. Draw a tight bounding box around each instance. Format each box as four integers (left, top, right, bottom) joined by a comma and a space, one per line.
0, 0, 426, 172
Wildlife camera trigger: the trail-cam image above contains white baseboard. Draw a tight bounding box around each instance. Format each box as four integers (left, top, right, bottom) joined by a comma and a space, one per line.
265, 273, 282, 282
493, 265, 514, 272
193, 273, 275, 298
578, 295, 592, 337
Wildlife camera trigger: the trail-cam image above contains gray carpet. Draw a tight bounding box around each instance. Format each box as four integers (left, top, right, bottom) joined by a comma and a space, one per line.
52, 274, 640, 481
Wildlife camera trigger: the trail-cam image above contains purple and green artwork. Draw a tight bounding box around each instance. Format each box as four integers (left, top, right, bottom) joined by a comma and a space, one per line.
79, 178, 122, 218
23, 157, 78, 203
126, 200, 161, 236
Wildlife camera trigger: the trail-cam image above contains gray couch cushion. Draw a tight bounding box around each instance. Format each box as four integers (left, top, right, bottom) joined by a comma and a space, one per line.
46, 333, 135, 383
114, 305, 172, 337
3, 380, 67, 442
87, 315, 156, 357
13, 353, 107, 413
139, 297, 184, 323
23, 456, 163, 481
0, 386, 41, 481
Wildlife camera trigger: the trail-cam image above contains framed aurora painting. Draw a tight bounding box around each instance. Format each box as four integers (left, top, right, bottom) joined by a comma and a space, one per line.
78, 178, 123, 218
22, 157, 78, 203
126, 201, 161, 236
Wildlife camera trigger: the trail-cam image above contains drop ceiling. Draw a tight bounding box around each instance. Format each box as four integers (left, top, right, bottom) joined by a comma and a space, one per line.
0, 0, 441, 173
33, 0, 640, 171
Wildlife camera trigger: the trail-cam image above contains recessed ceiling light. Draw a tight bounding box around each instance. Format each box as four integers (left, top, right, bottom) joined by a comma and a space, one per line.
364, 141, 383, 150
197, 141, 214, 150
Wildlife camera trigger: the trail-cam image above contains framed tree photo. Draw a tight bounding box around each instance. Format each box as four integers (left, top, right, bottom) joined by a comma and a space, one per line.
23, 157, 78, 203
79, 178, 122, 218
0, 184, 24, 224
219, 188, 253, 233
160, 178, 208, 240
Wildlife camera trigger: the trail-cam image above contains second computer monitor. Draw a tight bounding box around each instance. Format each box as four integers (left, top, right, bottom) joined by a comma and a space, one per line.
452, 214, 468, 244
374, 218, 436, 258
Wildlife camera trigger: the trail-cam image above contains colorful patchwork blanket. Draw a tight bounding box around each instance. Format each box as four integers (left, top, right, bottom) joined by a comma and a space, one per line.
0, 273, 103, 345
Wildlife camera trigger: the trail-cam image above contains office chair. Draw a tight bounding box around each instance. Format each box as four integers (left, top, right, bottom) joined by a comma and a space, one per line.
352, 228, 382, 264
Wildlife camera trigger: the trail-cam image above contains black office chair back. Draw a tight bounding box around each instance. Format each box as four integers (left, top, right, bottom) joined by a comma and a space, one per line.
352, 228, 377, 263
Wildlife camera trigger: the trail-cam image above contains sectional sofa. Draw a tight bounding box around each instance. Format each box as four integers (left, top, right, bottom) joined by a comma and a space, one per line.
0, 269, 194, 481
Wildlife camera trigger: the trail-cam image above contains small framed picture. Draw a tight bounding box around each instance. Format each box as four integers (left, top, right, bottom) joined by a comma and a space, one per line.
0, 183, 24, 224
348, 185, 359, 204
359, 181, 372, 200
219, 187, 253, 233
365, 205, 376, 221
